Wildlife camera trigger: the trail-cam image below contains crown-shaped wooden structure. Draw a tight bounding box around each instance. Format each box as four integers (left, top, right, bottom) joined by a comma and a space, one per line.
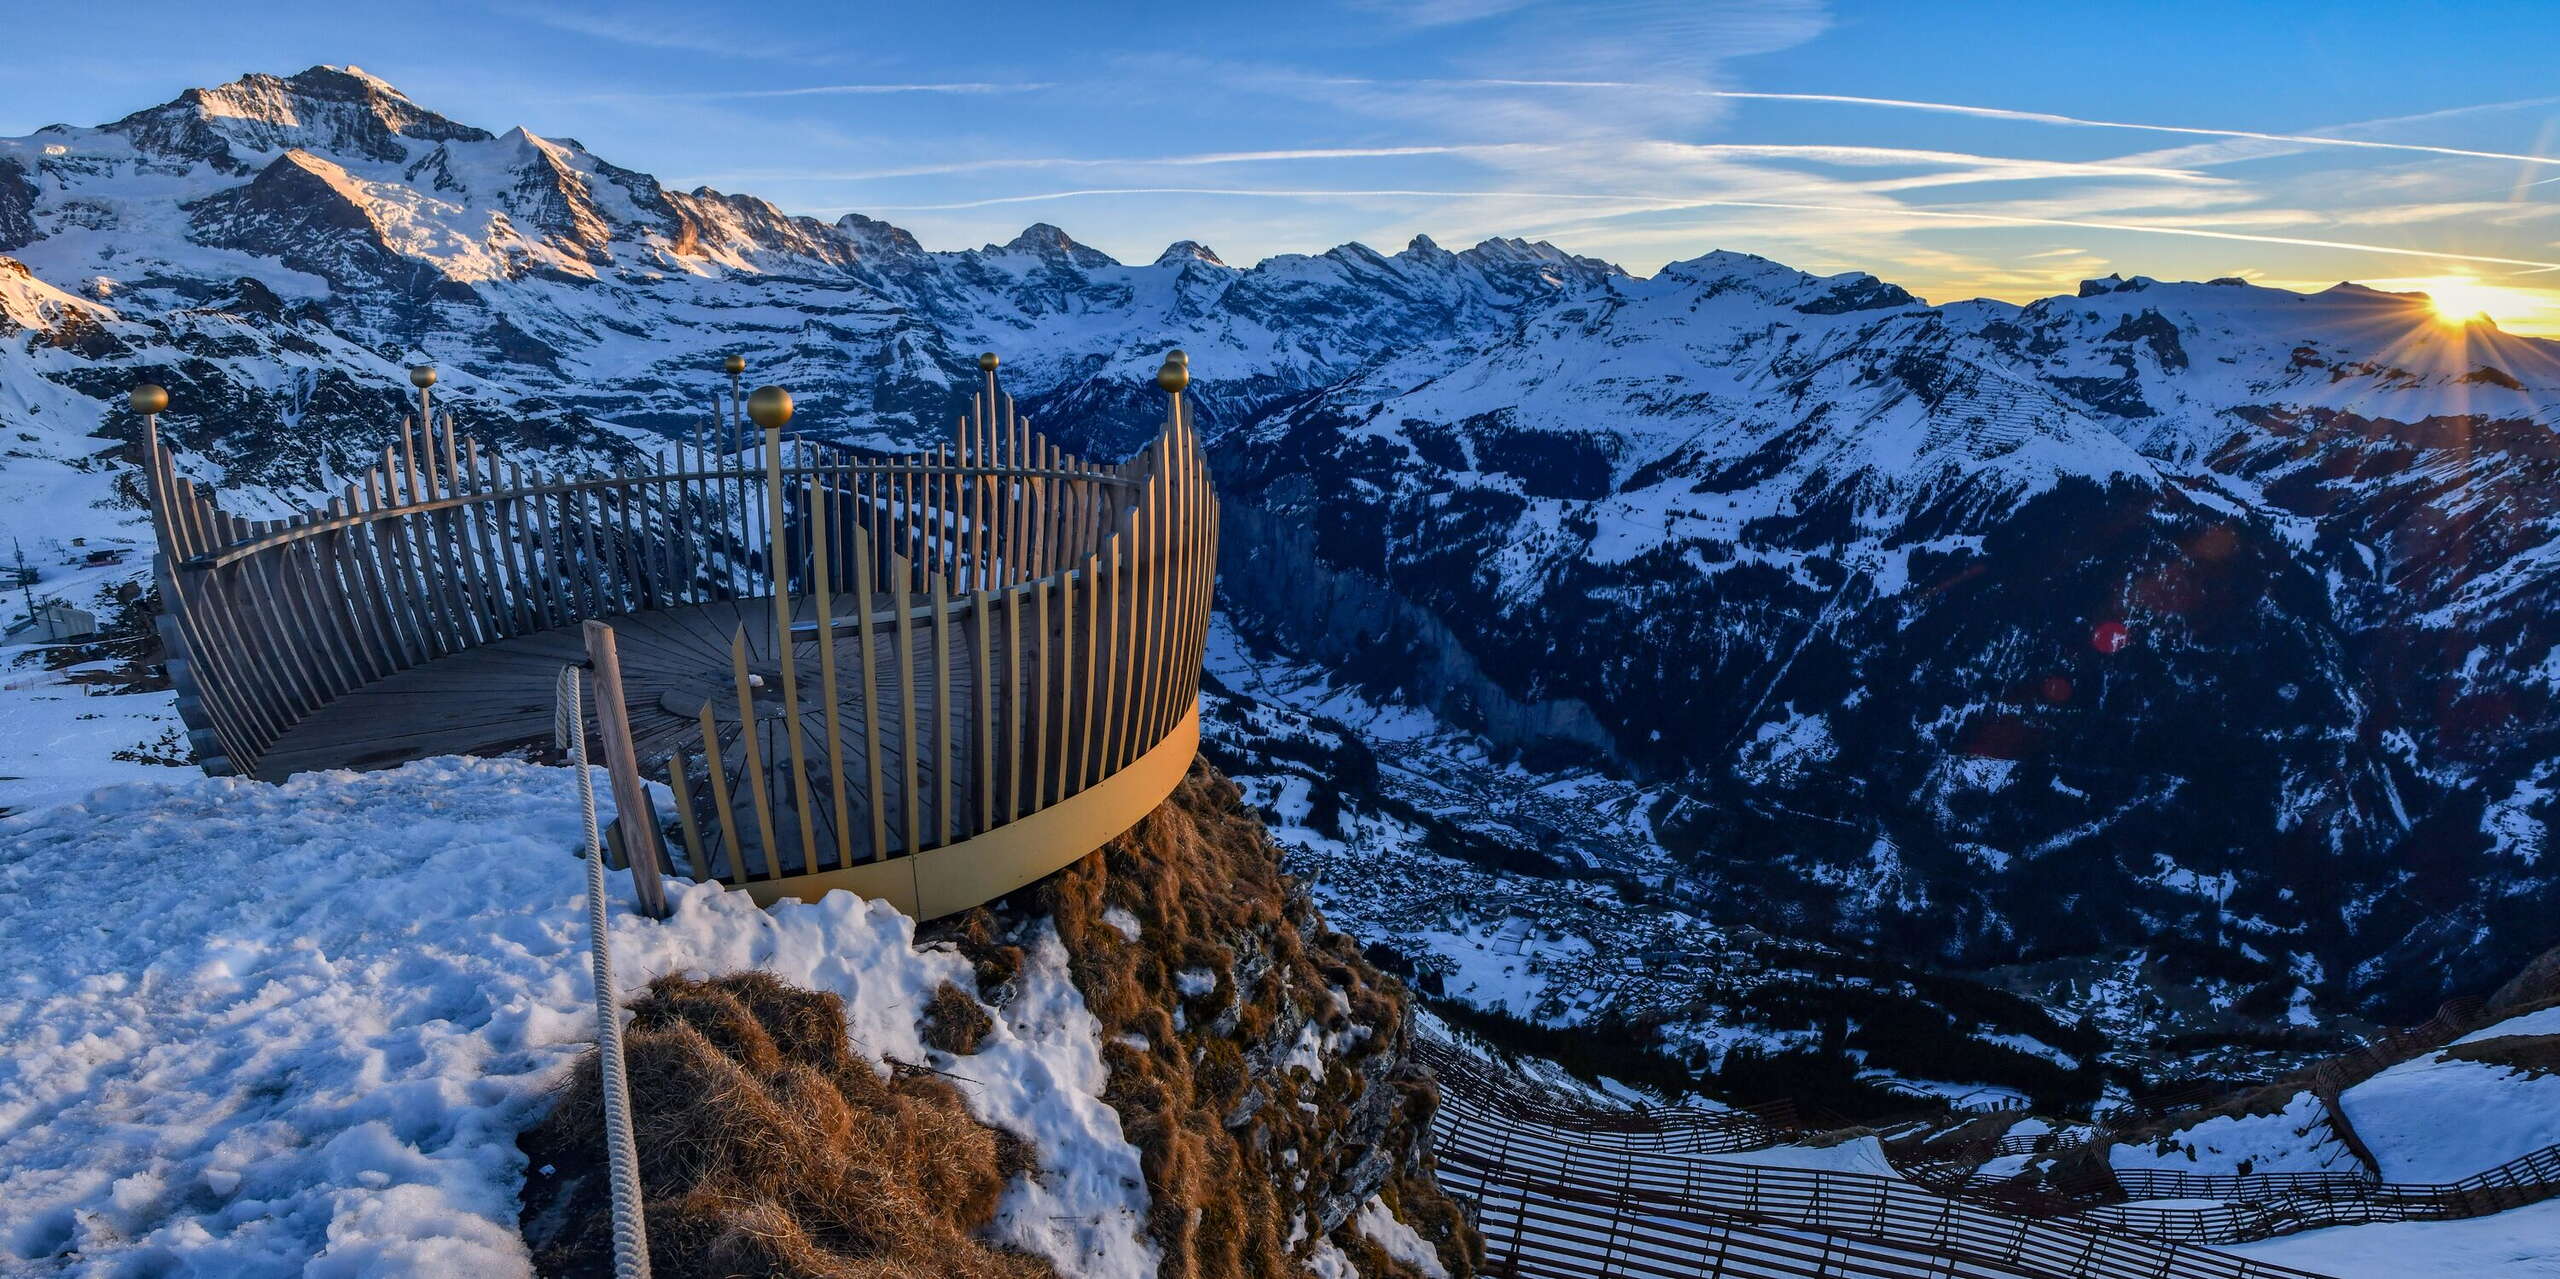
141, 352, 1217, 919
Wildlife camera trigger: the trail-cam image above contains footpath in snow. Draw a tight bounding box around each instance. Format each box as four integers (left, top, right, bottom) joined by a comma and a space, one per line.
0, 757, 1154, 1278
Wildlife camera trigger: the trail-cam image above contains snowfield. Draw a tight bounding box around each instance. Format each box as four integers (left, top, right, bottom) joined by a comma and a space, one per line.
0, 757, 1153, 1278
2227, 1196, 2560, 1278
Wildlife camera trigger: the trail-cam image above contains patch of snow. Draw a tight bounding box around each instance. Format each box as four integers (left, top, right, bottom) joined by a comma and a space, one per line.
0, 759, 1153, 1278
1354, 1195, 1449, 1279
1101, 905, 1142, 942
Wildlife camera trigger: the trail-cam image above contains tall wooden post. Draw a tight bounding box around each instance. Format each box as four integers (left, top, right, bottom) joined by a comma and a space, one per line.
584, 619, 673, 918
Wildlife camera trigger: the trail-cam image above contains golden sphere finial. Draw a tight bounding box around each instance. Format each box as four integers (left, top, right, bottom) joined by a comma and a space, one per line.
409, 365, 437, 390
977, 351, 999, 372
129, 383, 169, 416
747, 384, 795, 431
1168, 349, 1189, 366
723, 354, 746, 376
1155, 358, 1189, 394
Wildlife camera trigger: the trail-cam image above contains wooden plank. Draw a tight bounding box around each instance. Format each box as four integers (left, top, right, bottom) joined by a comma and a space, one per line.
1005, 579, 1025, 823
1078, 551, 1102, 791
386, 447, 454, 656
341, 483, 402, 677
810, 469, 850, 869
1132, 454, 1164, 747
853, 526, 887, 863
583, 620, 672, 918
667, 748, 706, 880
934, 571, 952, 846
316, 511, 385, 687
1097, 531, 1123, 775
974, 586, 994, 832
1031, 576, 1051, 810
483, 446, 531, 634
522, 464, 563, 629
729, 626, 781, 878
1055, 565, 1077, 801
697, 703, 742, 883
892, 551, 919, 856
761, 425, 817, 872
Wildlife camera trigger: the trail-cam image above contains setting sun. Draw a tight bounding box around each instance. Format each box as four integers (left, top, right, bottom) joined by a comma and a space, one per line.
2406, 274, 2552, 330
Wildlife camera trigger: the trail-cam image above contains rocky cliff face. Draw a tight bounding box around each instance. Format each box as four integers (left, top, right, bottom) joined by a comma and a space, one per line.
517, 761, 1473, 1278
934, 761, 1473, 1278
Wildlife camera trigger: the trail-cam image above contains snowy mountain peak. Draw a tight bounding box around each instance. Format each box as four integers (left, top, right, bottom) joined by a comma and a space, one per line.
104, 65, 490, 171
996, 221, 1118, 268
1155, 239, 1226, 268
834, 211, 925, 259
1655, 248, 1920, 313
2076, 272, 2161, 297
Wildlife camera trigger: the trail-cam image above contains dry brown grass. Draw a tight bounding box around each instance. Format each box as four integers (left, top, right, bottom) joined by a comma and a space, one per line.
923, 980, 996, 1056
936, 760, 1477, 1278
2443, 1033, 2560, 1080
519, 971, 1049, 1279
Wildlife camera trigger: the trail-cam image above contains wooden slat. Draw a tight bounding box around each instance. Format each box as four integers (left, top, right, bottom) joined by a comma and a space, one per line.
667, 749, 706, 877
764, 424, 818, 872
729, 626, 781, 878
892, 552, 919, 856
697, 703, 743, 883
810, 469, 851, 869
583, 620, 671, 918
852, 526, 887, 862
974, 586, 995, 831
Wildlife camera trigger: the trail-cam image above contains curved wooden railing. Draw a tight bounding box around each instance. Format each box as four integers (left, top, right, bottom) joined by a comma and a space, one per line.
145, 354, 1219, 919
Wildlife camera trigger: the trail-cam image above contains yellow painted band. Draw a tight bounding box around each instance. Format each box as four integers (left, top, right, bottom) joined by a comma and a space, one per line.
737, 705, 1199, 919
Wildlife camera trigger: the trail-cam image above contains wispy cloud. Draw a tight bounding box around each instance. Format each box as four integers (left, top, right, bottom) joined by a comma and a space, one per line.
1700, 88, 2560, 169
575, 81, 1053, 104
1529, 197, 2560, 272
694, 140, 2216, 187
850, 187, 1656, 212
688, 145, 1539, 184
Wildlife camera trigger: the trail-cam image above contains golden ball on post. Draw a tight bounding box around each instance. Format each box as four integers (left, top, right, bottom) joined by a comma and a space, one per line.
1155, 359, 1189, 394
977, 352, 999, 372
129, 383, 169, 415
723, 354, 746, 376
1167, 349, 1188, 366
747, 384, 795, 430
408, 365, 437, 389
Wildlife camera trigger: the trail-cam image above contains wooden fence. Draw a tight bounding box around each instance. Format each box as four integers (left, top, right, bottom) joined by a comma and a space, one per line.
1425, 1039, 2333, 1279
143, 353, 1219, 918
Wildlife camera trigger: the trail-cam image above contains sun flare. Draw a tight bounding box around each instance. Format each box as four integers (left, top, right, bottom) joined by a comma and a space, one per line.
2408, 275, 2542, 329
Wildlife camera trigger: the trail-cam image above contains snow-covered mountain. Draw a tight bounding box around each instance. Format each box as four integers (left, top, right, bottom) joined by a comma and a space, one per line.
8, 65, 2559, 1065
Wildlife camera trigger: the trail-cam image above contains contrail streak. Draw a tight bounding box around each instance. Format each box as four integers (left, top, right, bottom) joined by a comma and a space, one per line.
1713, 91, 2560, 167
1414, 79, 2560, 168
577, 82, 1053, 102
704, 141, 2209, 186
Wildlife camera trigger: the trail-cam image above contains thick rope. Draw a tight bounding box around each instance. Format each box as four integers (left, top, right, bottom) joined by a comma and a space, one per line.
558, 666, 653, 1279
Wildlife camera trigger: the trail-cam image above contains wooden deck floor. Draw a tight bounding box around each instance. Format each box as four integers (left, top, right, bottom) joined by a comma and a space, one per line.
256, 596, 971, 807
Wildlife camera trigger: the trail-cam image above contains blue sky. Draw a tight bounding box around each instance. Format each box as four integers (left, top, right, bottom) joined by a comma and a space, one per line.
7, 0, 2560, 329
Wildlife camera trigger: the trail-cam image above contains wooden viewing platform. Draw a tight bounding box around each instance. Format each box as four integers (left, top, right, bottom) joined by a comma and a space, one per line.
143, 353, 1218, 920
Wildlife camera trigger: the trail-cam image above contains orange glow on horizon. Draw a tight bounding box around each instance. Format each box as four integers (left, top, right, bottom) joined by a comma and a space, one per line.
2400, 275, 2556, 334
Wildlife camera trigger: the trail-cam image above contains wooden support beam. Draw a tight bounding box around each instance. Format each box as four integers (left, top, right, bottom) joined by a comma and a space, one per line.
583, 620, 672, 919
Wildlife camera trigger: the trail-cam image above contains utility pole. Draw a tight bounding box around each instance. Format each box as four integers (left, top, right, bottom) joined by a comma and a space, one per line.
11, 537, 33, 624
